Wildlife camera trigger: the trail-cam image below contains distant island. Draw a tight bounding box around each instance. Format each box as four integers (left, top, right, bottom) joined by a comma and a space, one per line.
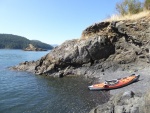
0, 34, 53, 50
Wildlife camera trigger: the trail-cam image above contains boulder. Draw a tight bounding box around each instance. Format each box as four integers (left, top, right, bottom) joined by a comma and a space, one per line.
89, 90, 150, 113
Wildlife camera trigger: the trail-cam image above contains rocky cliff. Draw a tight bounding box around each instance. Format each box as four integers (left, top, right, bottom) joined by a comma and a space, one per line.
11, 13, 150, 113
11, 14, 150, 78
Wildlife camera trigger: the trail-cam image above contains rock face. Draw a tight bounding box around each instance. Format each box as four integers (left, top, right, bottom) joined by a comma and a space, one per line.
24, 44, 47, 51
89, 90, 150, 113
12, 15, 150, 78
10, 13, 150, 113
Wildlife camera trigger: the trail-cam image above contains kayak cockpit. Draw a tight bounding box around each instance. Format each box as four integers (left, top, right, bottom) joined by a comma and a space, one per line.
104, 79, 119, 86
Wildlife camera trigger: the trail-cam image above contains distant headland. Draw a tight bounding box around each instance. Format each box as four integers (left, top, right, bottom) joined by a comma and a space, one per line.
0, 34, 53, 50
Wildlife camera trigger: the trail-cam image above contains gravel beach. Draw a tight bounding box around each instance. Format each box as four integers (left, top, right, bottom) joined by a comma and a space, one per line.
98, 66, 150, 95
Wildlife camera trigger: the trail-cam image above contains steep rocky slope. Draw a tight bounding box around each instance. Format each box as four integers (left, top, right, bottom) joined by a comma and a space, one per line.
11, 14, 150, 78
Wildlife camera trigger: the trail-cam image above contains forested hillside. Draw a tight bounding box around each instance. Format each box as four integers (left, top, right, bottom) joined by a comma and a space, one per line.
0, 34, 53, 49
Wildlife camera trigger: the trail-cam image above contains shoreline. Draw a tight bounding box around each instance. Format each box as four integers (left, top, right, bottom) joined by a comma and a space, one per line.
88, 66, 150, 113
9, 14, 150, 113
90, 66, 150, 95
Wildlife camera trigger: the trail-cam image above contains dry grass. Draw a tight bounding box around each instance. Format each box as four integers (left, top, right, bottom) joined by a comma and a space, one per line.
105, 10, 150, 22
81, 10, 150, 40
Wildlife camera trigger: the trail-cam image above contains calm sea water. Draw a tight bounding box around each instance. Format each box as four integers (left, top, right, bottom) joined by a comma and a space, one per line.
0, 49, 109, 113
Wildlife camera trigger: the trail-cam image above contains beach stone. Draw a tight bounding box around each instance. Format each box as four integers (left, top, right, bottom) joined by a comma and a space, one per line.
130, 106, 139, 113
114, 106, 124, 113
144, 91, 150, 113
122, 91, 134, 100
90, 90, 150, 113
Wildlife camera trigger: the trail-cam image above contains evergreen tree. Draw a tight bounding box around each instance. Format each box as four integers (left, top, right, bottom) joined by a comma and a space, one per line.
0, 34, 53, 50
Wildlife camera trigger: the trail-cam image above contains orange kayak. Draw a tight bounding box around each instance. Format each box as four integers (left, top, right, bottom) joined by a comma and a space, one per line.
88, 74, 140, 90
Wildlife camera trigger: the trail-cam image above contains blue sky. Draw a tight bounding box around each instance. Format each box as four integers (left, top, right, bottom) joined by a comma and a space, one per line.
0, 0, 143, 45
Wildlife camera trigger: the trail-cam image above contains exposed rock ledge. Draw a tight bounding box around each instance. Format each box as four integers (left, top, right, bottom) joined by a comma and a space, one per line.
11, 15, 150, 78
90, 90, 150, 113
24, 44, 47, 51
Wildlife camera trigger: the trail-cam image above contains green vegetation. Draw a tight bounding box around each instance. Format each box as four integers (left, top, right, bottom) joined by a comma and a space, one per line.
116, 0, 150, 16
144, 0, 150, 10
116, 0, 143, 15
0, 34, 53, 50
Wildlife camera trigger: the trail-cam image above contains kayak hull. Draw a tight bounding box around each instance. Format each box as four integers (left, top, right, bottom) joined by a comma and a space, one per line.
88, 74, 140, 91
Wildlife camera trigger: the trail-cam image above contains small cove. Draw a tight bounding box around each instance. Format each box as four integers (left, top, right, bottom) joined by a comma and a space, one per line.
0, 50, 109, 113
